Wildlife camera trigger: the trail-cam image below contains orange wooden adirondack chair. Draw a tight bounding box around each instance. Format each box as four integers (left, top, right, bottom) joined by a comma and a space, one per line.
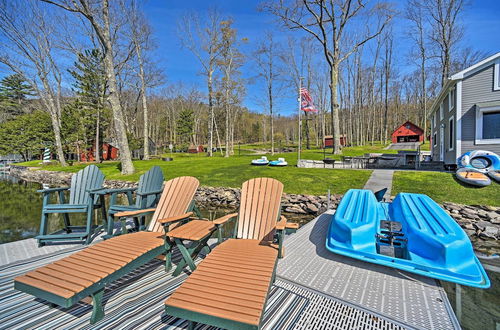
15, 176, 205, 324
164, 177, 298, 330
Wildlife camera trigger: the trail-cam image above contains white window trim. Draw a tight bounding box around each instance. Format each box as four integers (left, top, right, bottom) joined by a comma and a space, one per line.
448, 116, 454, 151
433, 132, 437, 146
434, 112, 438, 127
455, 81, 462, 161
448, 88, 455, 111
475, 105, 500, 144
494, 60, 500, 91
439, 103, 444, 120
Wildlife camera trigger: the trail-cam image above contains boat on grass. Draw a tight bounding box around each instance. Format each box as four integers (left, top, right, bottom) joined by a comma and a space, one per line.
456, 168, 491, 187
269, 158, 288, 167
458, 150, 500, 172
251, 156, 269, 166
326, 189, 490, 288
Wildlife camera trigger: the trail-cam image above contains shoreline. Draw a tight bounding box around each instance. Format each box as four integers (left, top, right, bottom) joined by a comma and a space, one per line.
8, 165, 500, 255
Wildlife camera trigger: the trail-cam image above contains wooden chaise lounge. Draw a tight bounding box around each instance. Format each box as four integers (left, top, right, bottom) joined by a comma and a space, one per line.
14, 176, 203, 324
164, 177, 298, 330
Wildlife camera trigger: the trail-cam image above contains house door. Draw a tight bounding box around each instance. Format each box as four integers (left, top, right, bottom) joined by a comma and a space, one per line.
439, 124, 445, 161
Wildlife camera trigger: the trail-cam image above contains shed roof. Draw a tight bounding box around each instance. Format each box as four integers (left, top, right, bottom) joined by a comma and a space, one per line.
391, 121, 424, 136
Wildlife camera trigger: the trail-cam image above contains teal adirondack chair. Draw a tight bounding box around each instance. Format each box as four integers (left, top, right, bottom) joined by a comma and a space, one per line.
37, 165, 106, 246
102, 166, 164, 238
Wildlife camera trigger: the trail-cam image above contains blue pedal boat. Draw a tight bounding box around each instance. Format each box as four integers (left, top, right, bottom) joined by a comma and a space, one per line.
326, 189, 490, 288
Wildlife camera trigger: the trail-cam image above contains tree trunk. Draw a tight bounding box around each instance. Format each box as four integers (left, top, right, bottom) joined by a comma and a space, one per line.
101, 0, 134, 174
136, 43, 149, 160
95, 110, 100, 162
269, 84, 274, 155
330, 64, 341, 154
304, 111, 310, 149
208, 72, 214, 156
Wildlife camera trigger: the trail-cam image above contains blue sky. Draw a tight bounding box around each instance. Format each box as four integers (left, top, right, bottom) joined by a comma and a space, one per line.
1, 1, 498, 116
143, 0, 500, 115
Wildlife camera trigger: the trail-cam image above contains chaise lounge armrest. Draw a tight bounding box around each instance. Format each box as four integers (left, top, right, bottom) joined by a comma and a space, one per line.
37, 187, 70, 193
213, 213, 238, 225
157, 212, 194, 224
115, 208, 156, 218
275, 216, 298, 230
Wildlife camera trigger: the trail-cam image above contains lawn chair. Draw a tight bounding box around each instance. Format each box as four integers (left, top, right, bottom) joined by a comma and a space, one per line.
164, 177, 298, 330
15, 176, 202, 324
102, 166, 164, 238
37, 165, 106, 246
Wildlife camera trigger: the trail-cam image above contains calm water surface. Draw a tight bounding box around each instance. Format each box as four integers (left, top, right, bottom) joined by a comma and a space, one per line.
0, 173, 498, 329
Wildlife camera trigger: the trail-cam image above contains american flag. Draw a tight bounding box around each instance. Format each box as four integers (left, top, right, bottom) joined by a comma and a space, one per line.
300, 88, 317, 112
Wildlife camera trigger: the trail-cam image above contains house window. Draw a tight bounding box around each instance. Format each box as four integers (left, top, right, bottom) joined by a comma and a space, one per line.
483, 112, 500, 139
439, 103, 444, 120
433, 132, 437, 146
434, 112, 438, 127
449, 89, 455, 111
449, 116, 454, 151
475, 105, 500, 144
431, 116, 435, 129
494, 60, 500, 91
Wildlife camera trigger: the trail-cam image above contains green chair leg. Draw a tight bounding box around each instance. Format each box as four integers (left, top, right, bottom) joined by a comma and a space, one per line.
172, 236, 211, 277
175, 239, 198, 273
90, 289, 105, 324
165, 249, 172, 271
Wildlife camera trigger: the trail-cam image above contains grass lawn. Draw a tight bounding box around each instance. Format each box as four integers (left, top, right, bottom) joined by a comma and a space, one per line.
392, 171, 500, 206
17, 151, 371, 195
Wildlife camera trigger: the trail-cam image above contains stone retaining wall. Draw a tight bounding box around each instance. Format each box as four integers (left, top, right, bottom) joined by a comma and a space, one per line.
9, 166, 499, 246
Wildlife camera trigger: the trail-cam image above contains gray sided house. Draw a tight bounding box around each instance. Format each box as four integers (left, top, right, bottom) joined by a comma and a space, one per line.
429, 52, 500, 165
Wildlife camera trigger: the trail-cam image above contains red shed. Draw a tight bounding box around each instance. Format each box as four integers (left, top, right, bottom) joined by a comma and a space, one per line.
81, 143, 119, 162
391, 121, 424, 143
323, 135, 347, 148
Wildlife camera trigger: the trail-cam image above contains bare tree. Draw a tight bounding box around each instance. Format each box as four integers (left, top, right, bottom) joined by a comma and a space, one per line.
263, 0, 393, 154
0, 0, 68, 165
178, 9, 223, 157
422, 0, 465, 86
127, 1, 154, 160
382, 30, 393, 144
217, 19, 243, 157
254, 32, 283, 155
406, 0, 430, 141
42, 0, 135, 174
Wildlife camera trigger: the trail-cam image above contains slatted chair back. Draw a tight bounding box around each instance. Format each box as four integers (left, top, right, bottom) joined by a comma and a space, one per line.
136, 166, 164, 208
68, 165, 105, 205
236, 177, 283, 241
147, 176, 200, 233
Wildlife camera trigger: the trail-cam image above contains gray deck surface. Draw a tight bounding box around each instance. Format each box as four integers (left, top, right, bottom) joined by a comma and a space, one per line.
0, 213, 460, 329
1, 236, 405, 329
277, 210, 460, 330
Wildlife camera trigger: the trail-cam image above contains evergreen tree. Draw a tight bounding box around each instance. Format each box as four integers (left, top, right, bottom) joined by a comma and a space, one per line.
0, 74, 34, 120
67, 49, 109, 162
0, 110, 53, 161
177, 108, 194, 147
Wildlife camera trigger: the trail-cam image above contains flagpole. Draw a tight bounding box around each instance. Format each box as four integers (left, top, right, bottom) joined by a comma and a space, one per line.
298, 77, 303, 165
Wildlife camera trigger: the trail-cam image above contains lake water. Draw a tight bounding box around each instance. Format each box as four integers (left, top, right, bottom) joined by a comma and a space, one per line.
0, 173, 498, 329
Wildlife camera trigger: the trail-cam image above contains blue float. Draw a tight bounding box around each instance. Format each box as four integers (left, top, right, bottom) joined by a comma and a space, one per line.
326, 189, 490, 288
